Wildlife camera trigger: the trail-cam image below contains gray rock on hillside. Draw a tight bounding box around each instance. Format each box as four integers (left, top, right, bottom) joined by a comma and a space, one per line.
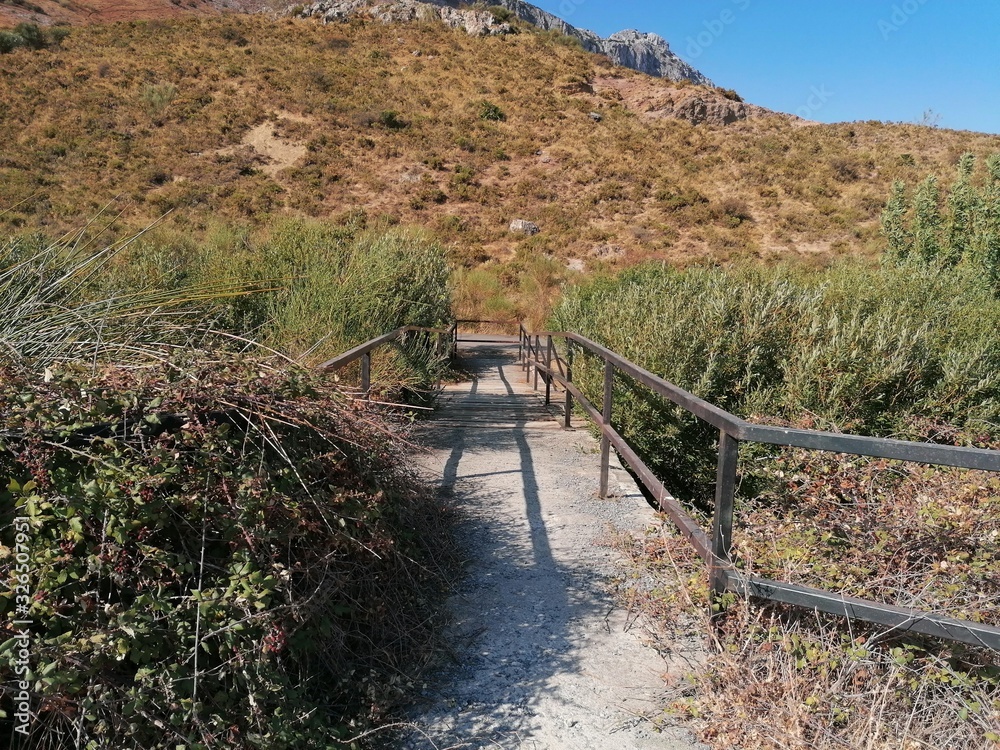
509, 219, 540, 236
471, 0, 711, 84
293, 0, 712, 85
297, 0, 514, 36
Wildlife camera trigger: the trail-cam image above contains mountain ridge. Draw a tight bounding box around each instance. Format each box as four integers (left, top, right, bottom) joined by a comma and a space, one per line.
2, 13, 998, 274
297, 0, 712, 84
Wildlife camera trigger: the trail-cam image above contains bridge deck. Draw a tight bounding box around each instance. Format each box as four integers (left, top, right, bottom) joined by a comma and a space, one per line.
400, 340, 707, 749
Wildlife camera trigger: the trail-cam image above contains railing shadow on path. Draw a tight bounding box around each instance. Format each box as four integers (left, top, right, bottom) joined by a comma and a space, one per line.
401, 341, 671, 749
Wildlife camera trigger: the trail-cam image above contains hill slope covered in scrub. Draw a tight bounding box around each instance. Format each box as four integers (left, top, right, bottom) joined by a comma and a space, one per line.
1, 12, 999, 274
0, 0, 282, 27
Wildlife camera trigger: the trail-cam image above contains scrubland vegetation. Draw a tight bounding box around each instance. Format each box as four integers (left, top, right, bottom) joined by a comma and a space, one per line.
0, 220, 455, 747
1, 13, 1000, 325
4, 6, 1000, 748
554, 159, 1000, 748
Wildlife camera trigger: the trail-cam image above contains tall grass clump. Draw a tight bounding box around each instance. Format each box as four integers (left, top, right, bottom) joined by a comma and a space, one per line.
451, 255, 571, 332
101, 218, 454, 390
0, 230, 237, 370
552, 261, 1000, 501
883, 151, 1000, 287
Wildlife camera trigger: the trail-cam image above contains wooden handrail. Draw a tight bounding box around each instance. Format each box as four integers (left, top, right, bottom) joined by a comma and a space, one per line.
318, 325, 455, 396
320, 324, 1000, 649
519, 327, 1000, 651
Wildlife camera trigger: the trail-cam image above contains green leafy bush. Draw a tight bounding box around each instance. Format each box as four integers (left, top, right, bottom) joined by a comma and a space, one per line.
0, 362, 452, 747
377, 110, 407, 130
0, 23, 68, 54
478, 101, 506, 122
487, 6, 515, 23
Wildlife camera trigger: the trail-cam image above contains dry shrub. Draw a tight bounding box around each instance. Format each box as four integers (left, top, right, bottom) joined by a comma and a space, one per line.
617, 524, 1000, 750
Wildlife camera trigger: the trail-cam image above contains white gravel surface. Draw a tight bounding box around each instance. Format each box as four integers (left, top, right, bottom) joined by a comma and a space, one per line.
398, 341, 710, 750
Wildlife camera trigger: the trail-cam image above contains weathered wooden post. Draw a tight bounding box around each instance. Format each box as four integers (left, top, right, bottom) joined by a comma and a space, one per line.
563, 342, 573, 429
533, 336, 541, 391
544, 335, 553, 405
599, 359, 614, 498
361, 352, 371, 399
710, 430, 739, 603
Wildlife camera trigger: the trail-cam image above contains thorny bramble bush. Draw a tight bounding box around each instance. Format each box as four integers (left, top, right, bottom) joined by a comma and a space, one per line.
0, 362, 455, 748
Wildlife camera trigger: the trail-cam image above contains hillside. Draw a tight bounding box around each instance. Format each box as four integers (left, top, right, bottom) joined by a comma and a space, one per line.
0, 0, 278, 27
1, 12, 999, 271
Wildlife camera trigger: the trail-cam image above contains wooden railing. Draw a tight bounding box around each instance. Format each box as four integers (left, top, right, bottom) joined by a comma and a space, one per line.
518, 326, 1000, 651
318, 325, 456, 396
322, 323, 1000, 650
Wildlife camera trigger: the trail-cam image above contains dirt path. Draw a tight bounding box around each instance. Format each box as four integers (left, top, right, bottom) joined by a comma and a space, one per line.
398, 340, 708, 750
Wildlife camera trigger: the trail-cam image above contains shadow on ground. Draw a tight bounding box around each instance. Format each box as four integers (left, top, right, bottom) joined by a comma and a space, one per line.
389, 343, 688, 750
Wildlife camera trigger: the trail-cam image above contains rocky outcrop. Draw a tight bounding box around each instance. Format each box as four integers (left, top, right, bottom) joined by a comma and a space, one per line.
509, 219, 540, 236
294, 0, 712, 85
297, 0, 514, 36
602, 29, 709, 83
666, 95, 768, 126
593, 76, 773, 127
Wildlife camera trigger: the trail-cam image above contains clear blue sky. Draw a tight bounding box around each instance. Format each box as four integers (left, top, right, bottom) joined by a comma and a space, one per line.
530, 0, 1000, 134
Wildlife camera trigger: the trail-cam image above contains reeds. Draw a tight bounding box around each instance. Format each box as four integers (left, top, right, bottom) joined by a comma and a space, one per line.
0, 225, 244, 370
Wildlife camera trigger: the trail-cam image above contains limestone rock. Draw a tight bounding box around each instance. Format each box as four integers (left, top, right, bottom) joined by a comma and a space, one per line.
296, 1, 515, 37
479, 1, 711, 84
293, 0, 711, 84
509, 219, 540, 236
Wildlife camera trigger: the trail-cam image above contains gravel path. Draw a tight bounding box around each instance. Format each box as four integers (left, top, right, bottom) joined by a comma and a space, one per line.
398, 341, 709, 750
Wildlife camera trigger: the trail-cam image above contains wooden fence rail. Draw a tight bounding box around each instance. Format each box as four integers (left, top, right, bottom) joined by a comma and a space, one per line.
318, 325, 457, 396
321, 322, 1000, 650
518, 325, 1000, 651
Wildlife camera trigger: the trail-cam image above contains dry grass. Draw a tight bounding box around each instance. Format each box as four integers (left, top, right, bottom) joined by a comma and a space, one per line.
1, 14, 998, 275
616, 513, 1000, 750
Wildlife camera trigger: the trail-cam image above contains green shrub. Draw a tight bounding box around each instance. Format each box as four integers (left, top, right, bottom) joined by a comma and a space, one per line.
181, 219, 452, 381
139, 82, 178, 122
47, 26, 71, 47
13, 22, 44, 50
478, 100, 506, 122
552, 261, 1000, 501
377, 109, 407, 130
0, 23, 63, 54
0, 232, 219, 369
0, 362, 452, 747
0, 31, 23, 54
882, 152, 1000, 286
487, 5, 515, 23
